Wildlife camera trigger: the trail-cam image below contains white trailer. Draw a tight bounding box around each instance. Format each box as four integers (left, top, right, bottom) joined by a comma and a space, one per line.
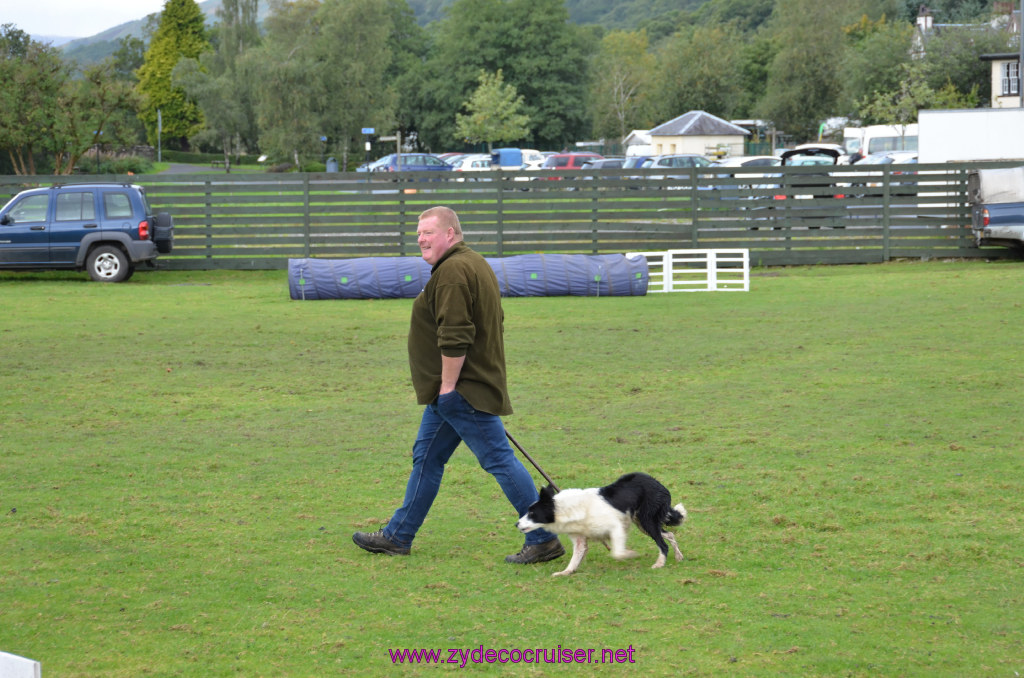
918, 108, 1024, 163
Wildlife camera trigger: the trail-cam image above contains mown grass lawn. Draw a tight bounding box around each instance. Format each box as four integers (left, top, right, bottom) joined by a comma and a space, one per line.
1, 260, 1022, 677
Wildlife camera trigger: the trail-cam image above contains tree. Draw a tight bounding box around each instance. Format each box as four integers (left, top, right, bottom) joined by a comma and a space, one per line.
136, 0, 209, 150
588, 30, 657, 142
412, 0, 596, 151
756, 0, 847, 141
247, 0, 396, 168
52, 62, 140, 174
383, 0, 430, 148
859, 63, 978, 125
314, 0, 397, 167
173, 0, 261, 168
0, 25, 68, 175
916, 24, 1016, 106
454, 70, 530, 152
840, 15, 915, 117
652, 24, 746, 122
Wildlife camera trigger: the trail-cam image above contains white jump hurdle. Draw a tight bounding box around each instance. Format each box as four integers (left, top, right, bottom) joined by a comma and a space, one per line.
626, 249, 750, 293
0, 651, 41, 678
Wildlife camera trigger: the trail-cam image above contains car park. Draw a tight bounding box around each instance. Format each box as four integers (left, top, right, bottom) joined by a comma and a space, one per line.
0, 182, 173, 282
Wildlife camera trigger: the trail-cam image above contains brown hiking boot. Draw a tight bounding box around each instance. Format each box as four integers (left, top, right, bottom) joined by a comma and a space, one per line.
504, 538, 564, 564
352, 529, 410, 556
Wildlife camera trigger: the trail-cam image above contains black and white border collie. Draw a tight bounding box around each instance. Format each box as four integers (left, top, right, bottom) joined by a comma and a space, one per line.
516, 472, 687, 576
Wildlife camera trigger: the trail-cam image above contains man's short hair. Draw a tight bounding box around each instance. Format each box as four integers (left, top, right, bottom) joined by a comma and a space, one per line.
419, 206, 462, 237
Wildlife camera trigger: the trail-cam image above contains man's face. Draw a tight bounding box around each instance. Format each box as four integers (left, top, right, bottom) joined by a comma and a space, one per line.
417, 216, 453, 265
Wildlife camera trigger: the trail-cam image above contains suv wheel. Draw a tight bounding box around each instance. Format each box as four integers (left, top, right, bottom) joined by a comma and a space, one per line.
87, 245, 132, 282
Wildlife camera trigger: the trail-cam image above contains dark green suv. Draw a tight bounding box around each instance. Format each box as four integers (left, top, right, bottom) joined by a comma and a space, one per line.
0, 182, 173, 282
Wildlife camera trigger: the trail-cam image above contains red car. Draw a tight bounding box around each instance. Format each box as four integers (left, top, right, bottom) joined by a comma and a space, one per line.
540, 152, 603, 170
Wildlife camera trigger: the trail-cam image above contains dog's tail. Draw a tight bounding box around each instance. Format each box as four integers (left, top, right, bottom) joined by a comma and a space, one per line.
663, 503, 687, 527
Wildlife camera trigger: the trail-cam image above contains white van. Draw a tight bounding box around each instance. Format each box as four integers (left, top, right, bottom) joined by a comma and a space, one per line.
849, 124, 918, 162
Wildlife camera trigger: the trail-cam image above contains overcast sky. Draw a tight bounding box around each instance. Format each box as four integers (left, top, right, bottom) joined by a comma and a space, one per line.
5, 1, 168, 39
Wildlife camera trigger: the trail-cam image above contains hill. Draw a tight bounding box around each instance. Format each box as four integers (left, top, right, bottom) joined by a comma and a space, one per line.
61, 0, 713, 66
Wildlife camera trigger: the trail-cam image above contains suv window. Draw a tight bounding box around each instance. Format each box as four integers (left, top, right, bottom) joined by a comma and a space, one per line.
8, 195, 49, 223
103, 192, 133, 219
56, 192, 96, 221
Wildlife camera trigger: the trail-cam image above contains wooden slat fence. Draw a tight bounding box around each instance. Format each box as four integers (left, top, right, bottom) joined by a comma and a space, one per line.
1, 162, 1019, 269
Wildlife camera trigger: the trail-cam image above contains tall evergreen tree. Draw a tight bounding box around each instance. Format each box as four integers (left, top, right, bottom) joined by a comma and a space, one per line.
136, 0, 209, 150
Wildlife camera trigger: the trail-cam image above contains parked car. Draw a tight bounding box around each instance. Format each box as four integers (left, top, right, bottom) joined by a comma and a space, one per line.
779, 145, 842, 167
372, 153, 453, 172
848, 151, 919, 197
356, 156, 390, 172
451, 153, 493, 181
0, 182, 173, 282
756, 145, 845, 228
490, 148, 524, 170
537, 152, 604, 184
521, 149, 546, 170
540, 152, 604, 170
708, 156, 782, 196
969, 166, 1024, 248
640, 154, 714, 188
856, 151, 918, 166
450, 153, 492, 172
622, 156, 652, 169
643, 154, 713, 170
580, 158, 625, 170
712, 155, 780, 168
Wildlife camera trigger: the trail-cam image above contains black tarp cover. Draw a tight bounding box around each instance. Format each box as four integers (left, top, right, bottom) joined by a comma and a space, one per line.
288, 254, 649, 299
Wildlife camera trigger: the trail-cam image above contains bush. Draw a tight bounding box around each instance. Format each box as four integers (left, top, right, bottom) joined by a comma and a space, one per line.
106, 156, 154, 175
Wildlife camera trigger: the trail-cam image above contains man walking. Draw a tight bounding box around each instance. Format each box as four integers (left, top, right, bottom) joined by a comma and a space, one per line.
352, 206, 563, 564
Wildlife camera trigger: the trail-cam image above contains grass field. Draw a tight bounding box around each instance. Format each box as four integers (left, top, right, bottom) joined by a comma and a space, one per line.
1, 261, 1022, 677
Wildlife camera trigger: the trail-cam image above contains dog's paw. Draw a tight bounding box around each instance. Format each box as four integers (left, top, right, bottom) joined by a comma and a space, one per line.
612, 549, 639, 561
552, 569, 573, 577
652, 553, 667, 569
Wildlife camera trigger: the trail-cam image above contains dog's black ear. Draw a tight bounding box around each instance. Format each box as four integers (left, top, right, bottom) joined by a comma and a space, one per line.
539, 485, 554, 498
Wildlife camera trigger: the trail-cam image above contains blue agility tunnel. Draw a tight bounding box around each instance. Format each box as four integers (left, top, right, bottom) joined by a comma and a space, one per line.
288, 254, 648, 300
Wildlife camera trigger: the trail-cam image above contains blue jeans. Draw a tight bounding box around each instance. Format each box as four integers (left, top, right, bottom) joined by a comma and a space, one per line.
383, 390, 557, 549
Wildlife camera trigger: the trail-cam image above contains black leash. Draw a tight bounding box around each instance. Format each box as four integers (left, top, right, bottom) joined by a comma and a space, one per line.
505, 429, 560, 492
